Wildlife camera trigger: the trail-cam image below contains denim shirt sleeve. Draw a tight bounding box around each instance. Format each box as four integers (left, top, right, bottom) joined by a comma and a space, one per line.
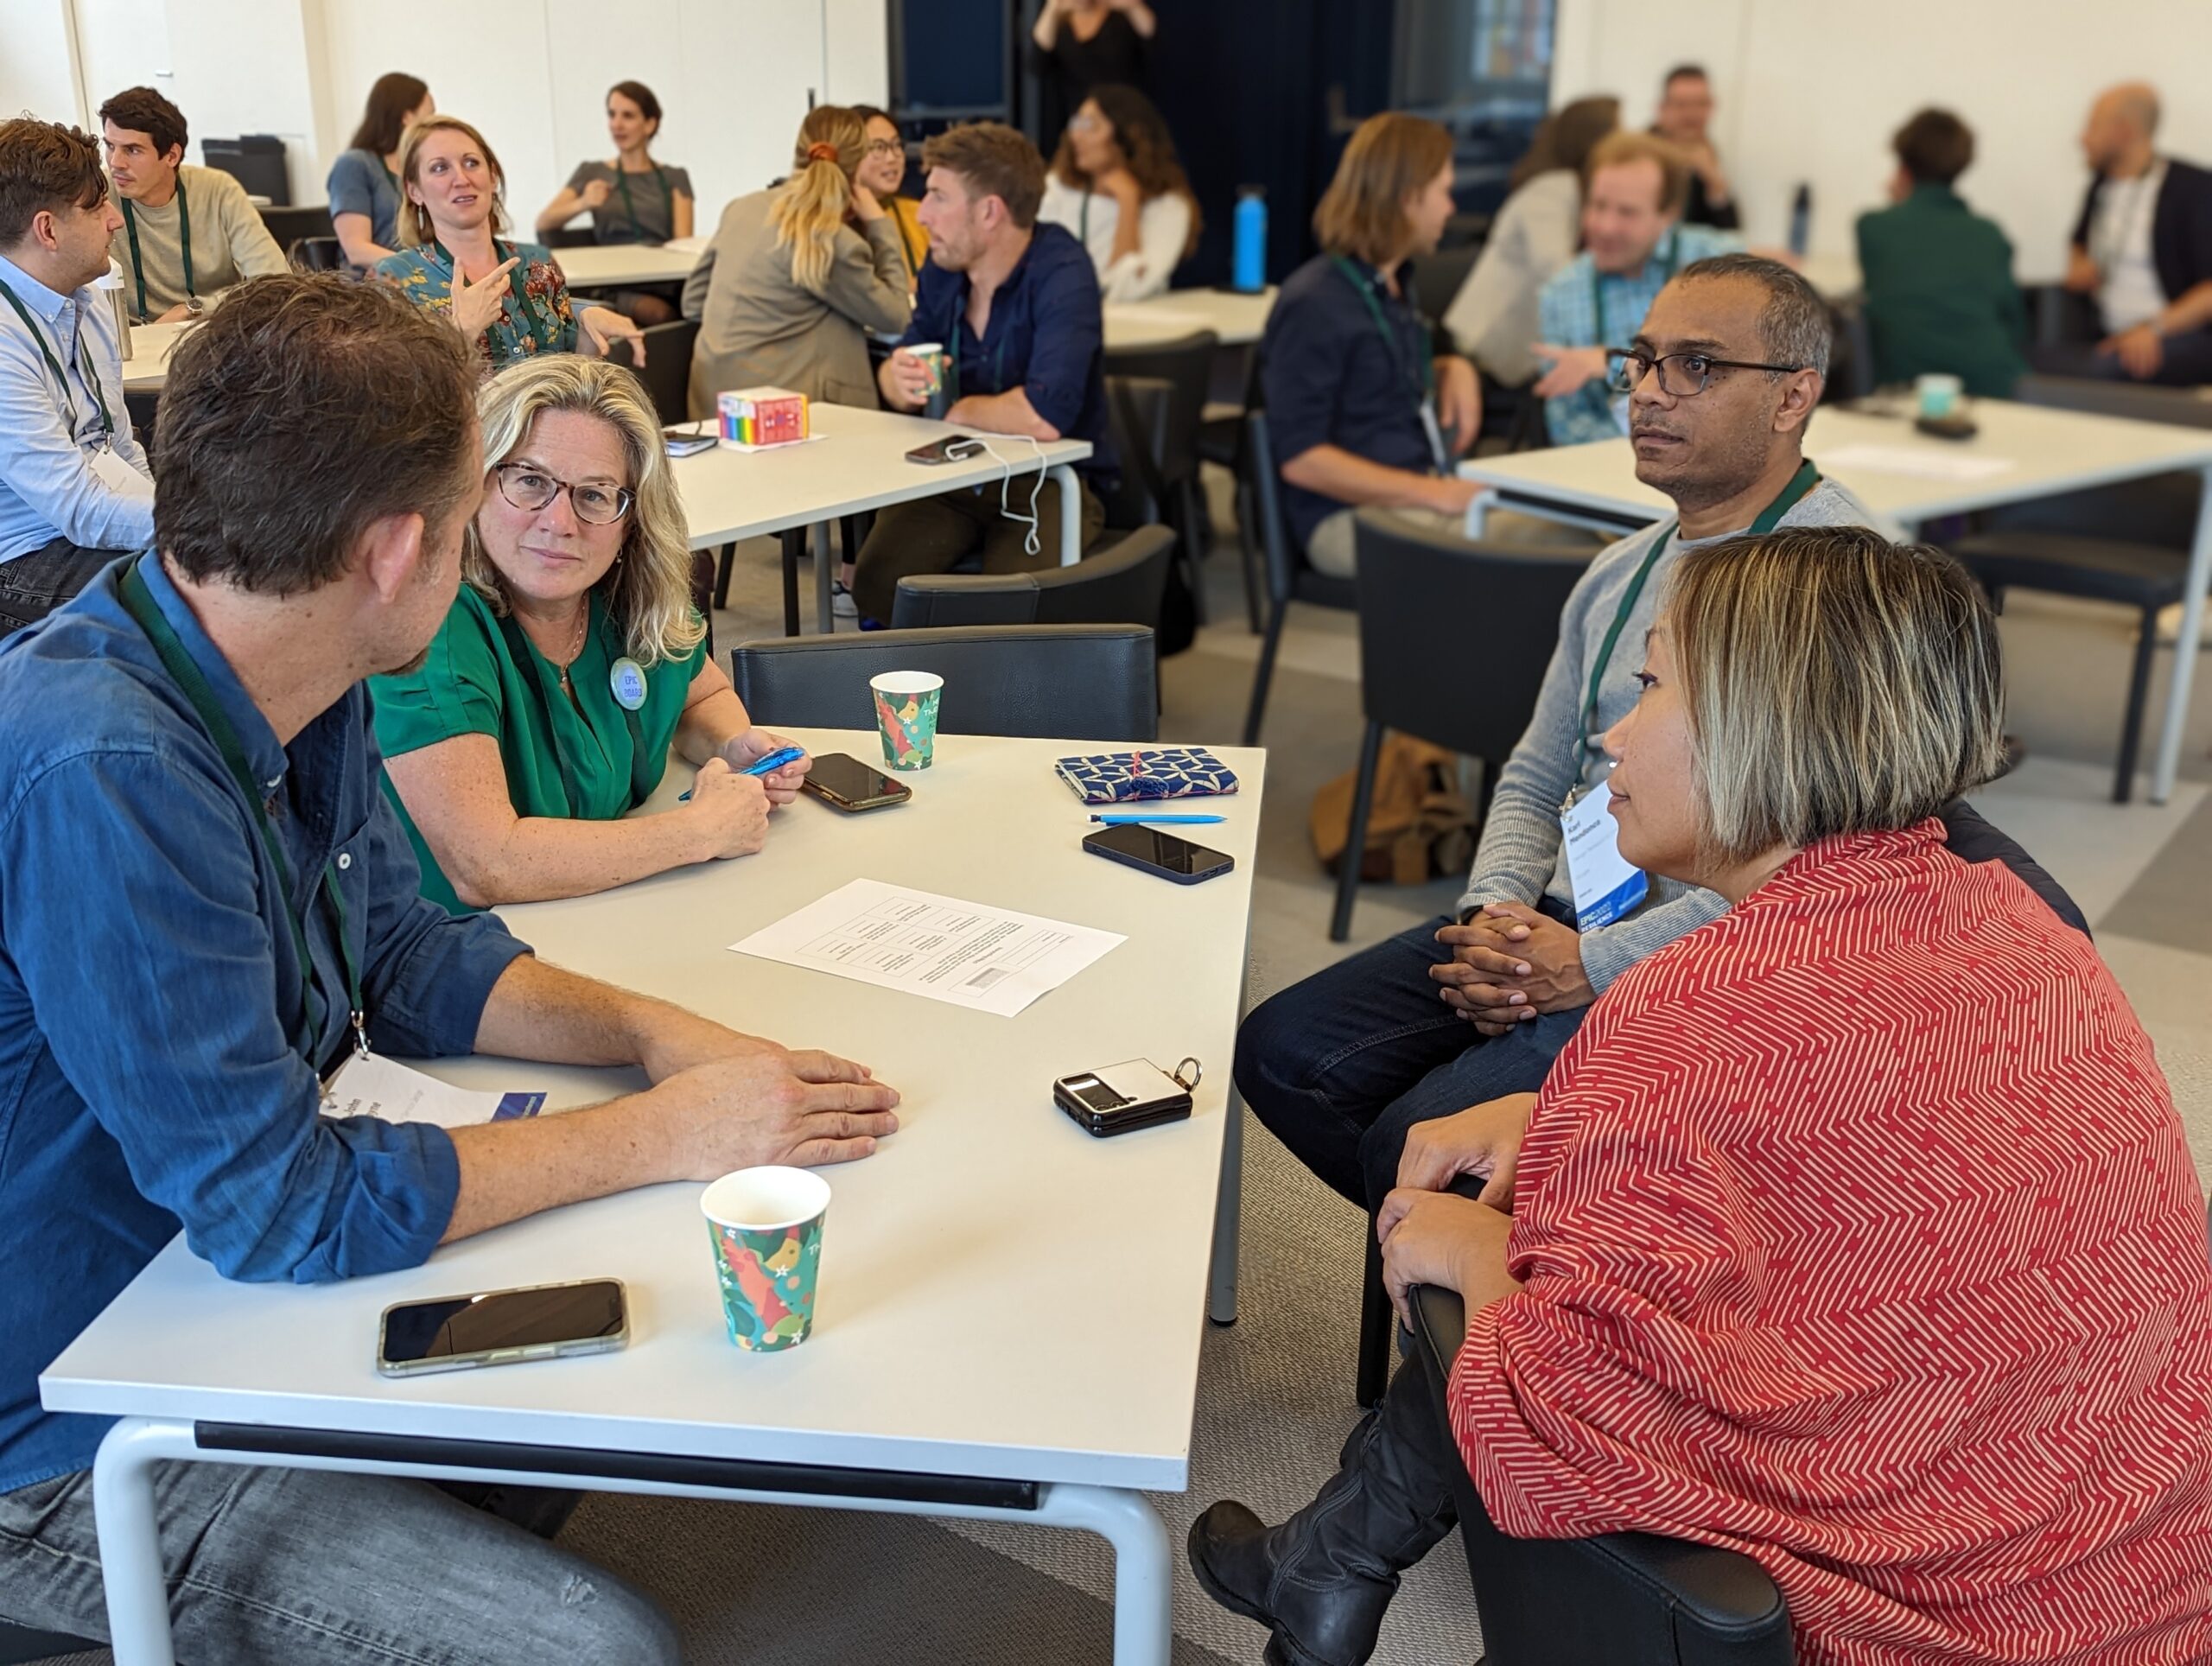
0, 746, 461, 1284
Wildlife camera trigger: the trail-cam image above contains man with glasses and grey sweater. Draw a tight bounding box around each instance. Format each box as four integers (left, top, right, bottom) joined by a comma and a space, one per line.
1236, 254, 1889, 1218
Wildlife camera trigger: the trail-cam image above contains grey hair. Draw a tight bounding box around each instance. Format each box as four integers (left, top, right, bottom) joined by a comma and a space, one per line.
1676, 252, 1831, 377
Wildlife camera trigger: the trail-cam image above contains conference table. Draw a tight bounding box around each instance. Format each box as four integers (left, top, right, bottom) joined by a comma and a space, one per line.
1459, 399, 2212, 804
553, 239, 704, 291
1103, 286, 1277, 350
43, 728, 1266, 1666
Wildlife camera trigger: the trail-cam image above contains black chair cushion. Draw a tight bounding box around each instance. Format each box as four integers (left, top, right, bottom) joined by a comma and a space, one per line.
891, 525, 1173, 630
1947, 530, 2188, 607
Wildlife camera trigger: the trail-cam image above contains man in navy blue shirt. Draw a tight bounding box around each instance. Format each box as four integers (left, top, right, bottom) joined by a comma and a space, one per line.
1263, 112, 1483, 578
852, 121, 1113, 624
0, 275, 901, 1661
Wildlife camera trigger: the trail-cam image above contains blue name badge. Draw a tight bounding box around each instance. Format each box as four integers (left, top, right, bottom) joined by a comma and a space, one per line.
1560, 778, 1648, 931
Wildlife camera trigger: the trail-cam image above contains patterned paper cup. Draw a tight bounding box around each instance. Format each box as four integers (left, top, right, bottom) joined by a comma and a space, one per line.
701, 1167, 831, 1353
870, 671, 944, 771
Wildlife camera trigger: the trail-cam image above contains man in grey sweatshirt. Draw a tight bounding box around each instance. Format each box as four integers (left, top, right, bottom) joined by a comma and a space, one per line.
1235, 254, 1891, 1216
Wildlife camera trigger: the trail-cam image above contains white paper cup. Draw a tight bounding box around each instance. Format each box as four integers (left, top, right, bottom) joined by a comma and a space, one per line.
701, 1167, 832, 1351
1916, 372, 1963, 420
870, 670, 944, 769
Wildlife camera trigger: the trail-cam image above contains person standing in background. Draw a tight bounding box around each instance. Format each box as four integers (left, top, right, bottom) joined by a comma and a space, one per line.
1039, 85, 1198, 302
1650, 65, 1738, 231
101, 86, 286, 325
1444, 95, 1619, 389
1030, 0, 1155, 152
537, 82, 695, 327
852, 105, 927, 291
327, 73, 435, 272
2046, 82, 2212, 386
1857, 109, 2025, 397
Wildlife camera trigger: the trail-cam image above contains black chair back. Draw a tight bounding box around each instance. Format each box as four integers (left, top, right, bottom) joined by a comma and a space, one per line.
1352, 509, 1586, 760
730, 625, 1158, 741
288, 236, 346, 273
540, 226, 599, 250
1101, 376, 1175, 530
891, 525, 1175, 630
607, 318, 702, 428
258, 203, 332, 247
1100, 329, 1216, 490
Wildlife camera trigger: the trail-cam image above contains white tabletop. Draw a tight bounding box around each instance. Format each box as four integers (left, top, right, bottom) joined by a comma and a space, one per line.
552, 241, 702, 290
1104, 287, 1275, 351
42, 730, 1262, 1493
120, 321, 190, 394
672, 403, 1092, 550
1460, 399, 2212, 528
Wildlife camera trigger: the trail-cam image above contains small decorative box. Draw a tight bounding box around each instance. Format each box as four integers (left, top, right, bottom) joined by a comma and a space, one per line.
717, 386, 810, 448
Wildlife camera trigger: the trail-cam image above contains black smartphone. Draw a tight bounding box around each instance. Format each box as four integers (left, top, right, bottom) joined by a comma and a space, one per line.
1082, 823, 1234, 885
800, 751, 912, 812
664, 427, 715, 458
376, 1278, 628, 1377
905, 435, 980, 466
1053, 1061, 1194, 1137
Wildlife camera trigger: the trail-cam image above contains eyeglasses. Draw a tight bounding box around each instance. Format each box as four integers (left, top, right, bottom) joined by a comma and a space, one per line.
493, 463, 633, 525
865, 139, 903, 158
1068, 112, 1104, 134
1606, 349, 1805, 397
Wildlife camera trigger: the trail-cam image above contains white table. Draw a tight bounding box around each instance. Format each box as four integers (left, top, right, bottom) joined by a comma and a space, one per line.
551, 241, 702, 290
1460, 401, 2212, 804
672, 404, 1093, 633
1104, 286, 1276, 350
44, 728, 1264, 1666
119, 321, 188, 394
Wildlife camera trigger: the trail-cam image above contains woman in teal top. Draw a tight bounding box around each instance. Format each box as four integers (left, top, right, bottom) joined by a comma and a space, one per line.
374, 354, 810, 912
376, 114, 645, 373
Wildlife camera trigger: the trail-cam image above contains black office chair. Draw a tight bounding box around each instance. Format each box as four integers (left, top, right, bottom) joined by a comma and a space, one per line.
605, 317, 701, 429
1099, 376, 1175, 531
1243, 410, 1357, 746
890, 524, 1174, 629
287, 235, 346, 273
259, 203, 333, 248
729, 625, 1158, 741
1101, 330, 1223, 620
1198, 347, 1267, 633
539, 226, 598, 251
1942, 372, 2212, 801
1407, 1284, 1796, 1665
0, 1620, 96, 1664
1825, 302, 1875, 403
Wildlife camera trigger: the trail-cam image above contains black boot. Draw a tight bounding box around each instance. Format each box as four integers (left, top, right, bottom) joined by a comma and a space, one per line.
1187, 1350, 1459, 1666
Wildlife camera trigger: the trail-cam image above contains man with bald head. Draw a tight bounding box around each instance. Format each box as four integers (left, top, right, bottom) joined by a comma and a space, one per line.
2050, 82, 2212, 385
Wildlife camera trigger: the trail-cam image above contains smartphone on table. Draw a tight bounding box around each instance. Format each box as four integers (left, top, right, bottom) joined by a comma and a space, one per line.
904, 435, 979, 466
376, 1278, 628, 1378
1082, 823, 1234, 885
800, 752, 913, 812
664, 427, 715, 458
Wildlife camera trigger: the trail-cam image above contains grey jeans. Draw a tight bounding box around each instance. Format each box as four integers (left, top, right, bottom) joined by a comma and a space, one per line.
0, 1462, 680, 1664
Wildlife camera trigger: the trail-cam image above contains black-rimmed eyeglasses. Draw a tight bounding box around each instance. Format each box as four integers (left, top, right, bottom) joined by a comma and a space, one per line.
493, 463, 633, 525
1606, 349, 1805, 397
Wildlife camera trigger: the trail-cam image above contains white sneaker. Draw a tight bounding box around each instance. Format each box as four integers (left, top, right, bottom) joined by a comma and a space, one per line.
831, 582, 858, 620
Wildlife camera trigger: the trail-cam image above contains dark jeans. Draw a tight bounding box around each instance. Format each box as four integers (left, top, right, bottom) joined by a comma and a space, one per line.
1235, 912, 1586, 1213
2029, 328, 2212, 387
850, 474, 1105, 622
0, 539, 130, 635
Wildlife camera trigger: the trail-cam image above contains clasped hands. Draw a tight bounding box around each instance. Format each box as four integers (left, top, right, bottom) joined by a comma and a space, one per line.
1375, 1091, 1535, 1327
1427, 901, 1592, 1035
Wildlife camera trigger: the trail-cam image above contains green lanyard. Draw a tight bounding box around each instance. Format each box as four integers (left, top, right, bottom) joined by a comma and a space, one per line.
117, 556, 370, 1064
1331, 255, 1444, 469
0, 280, 117, 444
120, 176, 193, 322
614, 163, 673, 240
1079, 189, 1091, 245
493, 607, 654, 816
432, 238, 557, 358
1590, 227, 1679, 349
1580, 458, 1820, 753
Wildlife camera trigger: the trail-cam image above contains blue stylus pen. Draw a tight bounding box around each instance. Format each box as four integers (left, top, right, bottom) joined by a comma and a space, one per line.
1091, 812, 1227, 824
680, 745, 808, 798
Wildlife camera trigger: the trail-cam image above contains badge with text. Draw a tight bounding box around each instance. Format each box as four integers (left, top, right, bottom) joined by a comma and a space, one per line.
608, 656, 647, 711
1560, 778, 1647, 930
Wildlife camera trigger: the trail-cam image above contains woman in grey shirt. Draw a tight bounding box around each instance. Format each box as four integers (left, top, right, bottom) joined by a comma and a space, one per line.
537, 80, 694, 248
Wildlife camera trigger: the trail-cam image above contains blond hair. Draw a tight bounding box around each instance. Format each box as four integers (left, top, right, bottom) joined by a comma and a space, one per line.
1313, 112, 1453, 266
467, 355, 704, 668
1586, 130, 1690, 216
397, 114, 509, 250
1662, 527, 2006, 865
770, 106, 867, 294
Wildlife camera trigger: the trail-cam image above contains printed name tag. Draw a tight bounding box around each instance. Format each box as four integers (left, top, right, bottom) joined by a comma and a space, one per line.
1560, 779, 1647, 930
87, 446, 149, 498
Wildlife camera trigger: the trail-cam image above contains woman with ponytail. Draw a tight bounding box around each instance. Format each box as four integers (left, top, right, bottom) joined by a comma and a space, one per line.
680, 105, 914, 420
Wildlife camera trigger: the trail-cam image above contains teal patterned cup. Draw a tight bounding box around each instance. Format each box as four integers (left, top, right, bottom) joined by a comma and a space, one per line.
870, 671, 944, 770
700, 1167, 831, 1352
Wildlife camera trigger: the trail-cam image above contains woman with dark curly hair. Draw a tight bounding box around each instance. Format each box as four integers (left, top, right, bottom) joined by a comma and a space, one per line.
1039, 84, 1198, 301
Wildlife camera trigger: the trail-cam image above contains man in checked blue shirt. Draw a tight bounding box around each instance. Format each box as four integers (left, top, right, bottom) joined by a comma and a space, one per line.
0, 275, 900, 1660
0, 118, 155, 633
1533, 131, 1739, 445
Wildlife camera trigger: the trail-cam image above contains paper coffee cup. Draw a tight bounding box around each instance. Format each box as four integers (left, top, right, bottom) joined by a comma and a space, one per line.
871, 670, 944, 771
701, 1167, 831, 1352
1916, 373, 1962, 420
907, 342, 947, 396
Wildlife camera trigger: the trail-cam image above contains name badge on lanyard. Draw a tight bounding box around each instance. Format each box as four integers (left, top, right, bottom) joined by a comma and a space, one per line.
1560, 778, 1646, 930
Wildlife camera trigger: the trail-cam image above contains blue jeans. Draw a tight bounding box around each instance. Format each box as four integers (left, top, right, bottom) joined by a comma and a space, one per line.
1235, 913, 1586, 1213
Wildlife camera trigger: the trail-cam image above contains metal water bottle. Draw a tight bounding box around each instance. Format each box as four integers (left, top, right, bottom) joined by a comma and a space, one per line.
1232, 187, 1267, 294
1788, 183, 1813, 258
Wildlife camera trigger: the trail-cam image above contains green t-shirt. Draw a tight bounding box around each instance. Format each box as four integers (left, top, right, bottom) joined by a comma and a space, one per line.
371, 585, 706, 912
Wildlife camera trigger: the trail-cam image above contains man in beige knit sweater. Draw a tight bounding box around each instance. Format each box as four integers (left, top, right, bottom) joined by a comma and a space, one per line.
100, 86, 285, 325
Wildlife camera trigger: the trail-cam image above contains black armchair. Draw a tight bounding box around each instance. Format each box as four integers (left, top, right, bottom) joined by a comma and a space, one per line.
890, 525, 1173, 629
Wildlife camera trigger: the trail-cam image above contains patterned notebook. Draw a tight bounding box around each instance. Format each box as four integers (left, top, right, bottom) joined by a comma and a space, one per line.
1054, 747, 1241, 804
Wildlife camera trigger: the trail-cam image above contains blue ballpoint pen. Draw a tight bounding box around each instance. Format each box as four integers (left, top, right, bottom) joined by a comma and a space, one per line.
1090, 812, 1227, 824
680, 745, 808, 798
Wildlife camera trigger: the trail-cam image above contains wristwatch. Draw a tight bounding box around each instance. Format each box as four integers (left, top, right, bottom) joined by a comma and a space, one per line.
184, 296, 206, 316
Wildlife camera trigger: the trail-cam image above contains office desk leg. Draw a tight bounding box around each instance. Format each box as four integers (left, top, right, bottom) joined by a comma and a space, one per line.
2152, 468, 2212, 804
1051, 463, 1082, 565
93, 1416, 184, 1666
1036, 1485, 1173, 1666
1207, 945, 1254, 1326
814, 520, 836, 633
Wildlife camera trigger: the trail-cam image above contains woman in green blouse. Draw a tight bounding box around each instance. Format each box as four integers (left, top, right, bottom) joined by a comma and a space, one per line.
373, 354, 809, 912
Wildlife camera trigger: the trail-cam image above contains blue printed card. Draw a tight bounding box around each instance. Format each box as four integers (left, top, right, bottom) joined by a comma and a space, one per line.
1055, 747, 1241, 805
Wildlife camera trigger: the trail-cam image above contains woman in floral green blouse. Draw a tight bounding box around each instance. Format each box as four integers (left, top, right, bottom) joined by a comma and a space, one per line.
378, 114, 645, 372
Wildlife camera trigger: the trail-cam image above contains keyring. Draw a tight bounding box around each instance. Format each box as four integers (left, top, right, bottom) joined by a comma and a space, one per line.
1171, 1057, 1203, 1092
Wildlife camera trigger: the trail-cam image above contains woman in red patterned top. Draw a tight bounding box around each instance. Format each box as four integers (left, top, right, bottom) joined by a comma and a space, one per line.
1192, 528, 2212, 1666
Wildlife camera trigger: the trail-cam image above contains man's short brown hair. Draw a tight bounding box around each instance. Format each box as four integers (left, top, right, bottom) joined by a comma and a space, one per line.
1313, 112, 1453, 266
921, 122, 1046, 228
155, 275, 480, 597
0, 119, 108, 248
1892, 109, 1975, 187
1586, 130, 1690, 216
98, 86, 188, 161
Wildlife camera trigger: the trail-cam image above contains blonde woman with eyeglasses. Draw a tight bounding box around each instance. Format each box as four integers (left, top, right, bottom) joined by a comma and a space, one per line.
680, 104, 913, 420
372, 355, 808, 912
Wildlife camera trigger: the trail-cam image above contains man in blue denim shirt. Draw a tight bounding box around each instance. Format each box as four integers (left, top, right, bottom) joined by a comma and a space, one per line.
850, 121, 1113, 623
0, 275, 901, 1661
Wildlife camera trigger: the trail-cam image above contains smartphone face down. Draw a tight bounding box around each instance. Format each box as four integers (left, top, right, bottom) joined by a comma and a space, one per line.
1082, 823, 1234, 884
800, 752, 912, 811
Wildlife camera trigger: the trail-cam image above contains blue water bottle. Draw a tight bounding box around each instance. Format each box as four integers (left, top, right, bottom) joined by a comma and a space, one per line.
1232, 187, 1267, 294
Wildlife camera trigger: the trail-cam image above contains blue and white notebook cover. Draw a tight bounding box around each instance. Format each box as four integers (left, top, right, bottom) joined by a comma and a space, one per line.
1055, 747, 1241, 804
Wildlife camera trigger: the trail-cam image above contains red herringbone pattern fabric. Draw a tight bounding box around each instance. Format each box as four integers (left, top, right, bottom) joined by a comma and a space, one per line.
1448, 821, 2212, 1665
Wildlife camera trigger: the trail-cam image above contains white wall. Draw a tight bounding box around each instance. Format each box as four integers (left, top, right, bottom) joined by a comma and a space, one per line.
1552, 0, 2212, 283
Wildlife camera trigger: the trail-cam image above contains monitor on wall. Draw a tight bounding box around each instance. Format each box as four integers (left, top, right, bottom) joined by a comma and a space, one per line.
889, 0, 1014, 122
